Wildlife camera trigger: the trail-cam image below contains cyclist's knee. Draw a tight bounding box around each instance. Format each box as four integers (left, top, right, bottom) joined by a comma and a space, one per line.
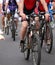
22, 21, 28, 28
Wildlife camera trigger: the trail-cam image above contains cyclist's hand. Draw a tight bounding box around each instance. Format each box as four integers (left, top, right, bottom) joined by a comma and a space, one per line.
19, 12, 26, 20
45, 13, 50, 21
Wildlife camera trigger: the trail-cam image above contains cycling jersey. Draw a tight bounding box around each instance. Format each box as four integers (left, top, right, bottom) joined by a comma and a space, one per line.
24, 0, 36, 10
38, 0, 54, 12
6, 0, 19, 11
38, 0, 50, 12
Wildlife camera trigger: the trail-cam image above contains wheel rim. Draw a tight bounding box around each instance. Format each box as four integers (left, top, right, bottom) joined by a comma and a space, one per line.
44, 25, 53, 53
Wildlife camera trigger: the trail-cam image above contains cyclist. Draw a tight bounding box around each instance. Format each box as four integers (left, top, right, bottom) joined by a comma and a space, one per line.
0, 0, 5, 31
2, 0, 5, 31
38, 0, 55, 28
0, 0, 3, 13
19, 0, 50, 52
5, 0, 20, 33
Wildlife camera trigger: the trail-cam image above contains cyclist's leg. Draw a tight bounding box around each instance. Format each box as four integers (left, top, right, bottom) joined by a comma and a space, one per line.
20, 21, 28, 40
2, 14, 5, 31
20, 8, 32, 43
20, 20, 28, 52
20, 7, 35, 52
1, 4, 5, 31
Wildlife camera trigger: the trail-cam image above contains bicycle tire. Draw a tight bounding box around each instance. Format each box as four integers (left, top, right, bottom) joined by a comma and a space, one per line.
44, 23, 53, 53
11, 20, 16, 41
32, 33, 41, 65
24, 36, 30, 60
39, 28, 44, 48
5, 26, 9, 35
12, 30, 15, 41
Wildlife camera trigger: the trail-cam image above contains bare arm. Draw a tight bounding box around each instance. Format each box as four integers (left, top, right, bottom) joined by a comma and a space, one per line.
5, 0, 9, 10
36, 1, 39, 8
16, 0, 20, 11
40, 0, 48, 12
19, 0, 24, 13
0, 4, 2, 12
52, 2, 55, 10
0, 0, 3, 13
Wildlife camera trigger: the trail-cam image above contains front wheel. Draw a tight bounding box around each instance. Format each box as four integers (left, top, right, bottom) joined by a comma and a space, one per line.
44, 23, 53, 53
31, 33, 41, 65
24, 49, 30, 60
12, 30, 15, 41
5, 26, 9, 35
24, 36, 30, 60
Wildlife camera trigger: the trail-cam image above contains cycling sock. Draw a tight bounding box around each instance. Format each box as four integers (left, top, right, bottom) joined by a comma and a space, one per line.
20, 40, 24, 44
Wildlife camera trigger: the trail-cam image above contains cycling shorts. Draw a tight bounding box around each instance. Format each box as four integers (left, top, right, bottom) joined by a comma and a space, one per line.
24, 5, 36, 15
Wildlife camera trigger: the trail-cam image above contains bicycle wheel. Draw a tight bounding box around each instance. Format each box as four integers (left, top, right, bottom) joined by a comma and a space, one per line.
12, 30, 15, 41
24, 35, 30, 60
11, 21, 16, 41
44, 23, 53, 53
32, 33, 41, 65
39, 28, 44, 48
5, 26, 9, 35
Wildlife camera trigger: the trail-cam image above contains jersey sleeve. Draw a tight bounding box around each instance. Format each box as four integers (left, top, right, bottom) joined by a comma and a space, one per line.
0, 0, 3, 4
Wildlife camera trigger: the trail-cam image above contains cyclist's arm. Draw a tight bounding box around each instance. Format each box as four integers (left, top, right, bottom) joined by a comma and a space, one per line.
0, 0, 3, 14
16, 0, 20, 11
19, 0, 24, 13
52, 0, 55, 10
36, 1, 39, 8
40, 0, 49, 13
5, 0, 9, 10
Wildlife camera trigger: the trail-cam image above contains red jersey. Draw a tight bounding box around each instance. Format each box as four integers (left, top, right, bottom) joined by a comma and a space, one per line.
24, 0, 36, 10
38, 0, 50, 12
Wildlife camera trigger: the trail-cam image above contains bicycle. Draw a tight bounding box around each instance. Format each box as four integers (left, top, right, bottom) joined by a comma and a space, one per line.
10, 11, 17, 41
21, 12, 41, 65
39, 12, 53, 53
4, 11, 10, 35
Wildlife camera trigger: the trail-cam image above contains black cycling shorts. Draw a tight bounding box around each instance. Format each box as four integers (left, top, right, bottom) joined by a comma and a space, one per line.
24, 5, 36, 15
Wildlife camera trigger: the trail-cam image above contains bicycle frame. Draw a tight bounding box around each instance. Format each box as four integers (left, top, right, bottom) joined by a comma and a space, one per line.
25, 13, 38, 50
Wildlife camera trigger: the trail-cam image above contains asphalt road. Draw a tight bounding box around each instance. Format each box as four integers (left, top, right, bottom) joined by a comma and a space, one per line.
0, 17, 55, 65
